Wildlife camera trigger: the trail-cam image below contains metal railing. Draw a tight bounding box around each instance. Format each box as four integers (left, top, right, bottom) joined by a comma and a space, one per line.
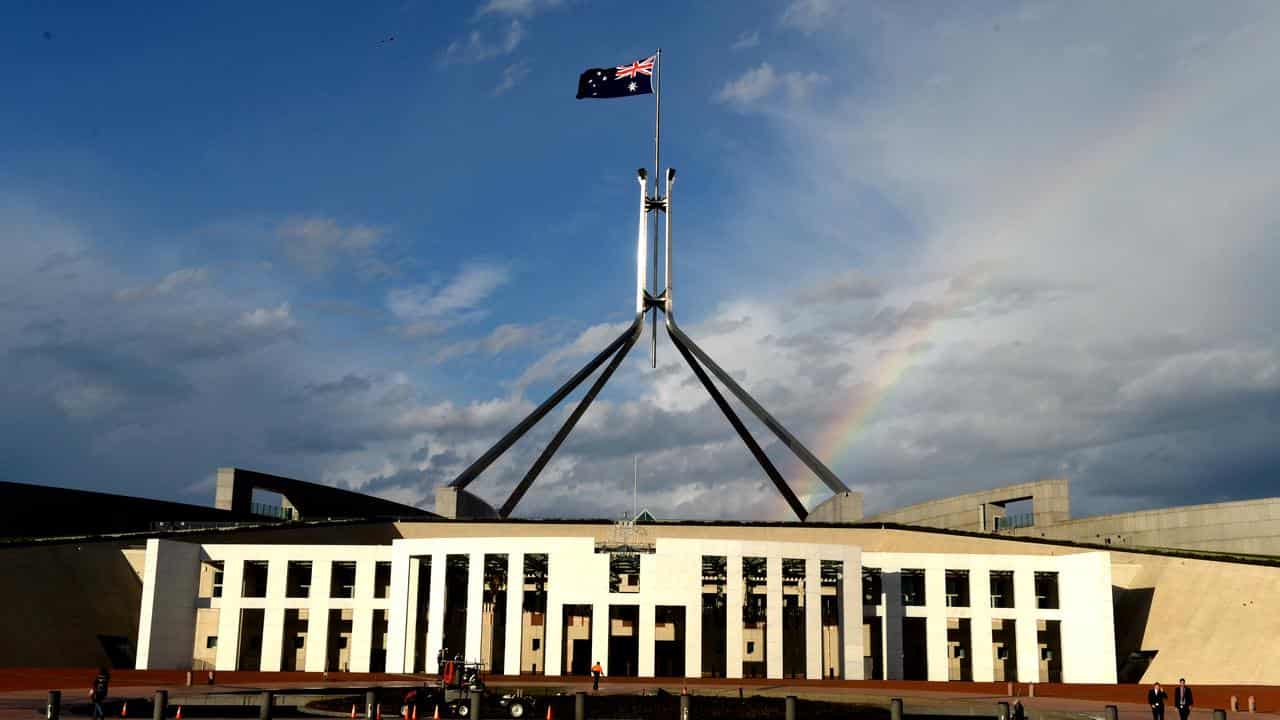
994, 512, 1035, 531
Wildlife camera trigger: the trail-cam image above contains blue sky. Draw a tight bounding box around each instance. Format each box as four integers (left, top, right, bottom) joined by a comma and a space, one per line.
4, 0, 1280, 521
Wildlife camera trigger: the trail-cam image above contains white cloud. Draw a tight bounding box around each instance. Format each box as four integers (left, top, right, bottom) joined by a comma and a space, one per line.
433, 322, 544, 362
388, 263, 511, 336
715, 62, 828, 109
493, 62, 531, 96
731, 30, 760, 50
476, 0, 563, 17
114, 267, 208, 301
277, 217, 384, 274
781, 0, 839, 32
511, 320, 629, 390
442, 20, 524, 64
238, 303, 298, 334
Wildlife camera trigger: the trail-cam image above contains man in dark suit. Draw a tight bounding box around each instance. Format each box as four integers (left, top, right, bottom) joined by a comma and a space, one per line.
1149, 682, 1169, 720
1175, 678, 1194, 720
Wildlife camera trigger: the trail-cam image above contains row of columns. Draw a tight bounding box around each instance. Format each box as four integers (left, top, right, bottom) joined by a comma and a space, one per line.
390, 550, 862, 680
872, 566, 1051, 682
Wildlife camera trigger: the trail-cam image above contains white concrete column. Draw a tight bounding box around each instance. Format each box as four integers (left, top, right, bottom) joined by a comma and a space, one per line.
304, 560, 333, 671
841, 554, 864, 679
258, 558, 288, 672
1058, 552, 1117, 683
465, 553, 485, 664
725, 554, 744, 679
260, 607, 286, 672
639, 602, 656, 677
503, 552, 524, 675
544, 596, 564, 676
1014, 569, 1040, 682
214, 558, 244, 671
386, 547, 413, 673
684, 594, 702, 679
805, 557, 822, 680
424, 554, 447, 670
765, 556, 783, 679
350, 607, 374, 673
969, 566, 995, 682
304, 609, 330, 672
592, 602, 610, 675
925, 568, 949, 681
882, 570, 904, 680
345, 558, 373, 671
136, 539, 202, 670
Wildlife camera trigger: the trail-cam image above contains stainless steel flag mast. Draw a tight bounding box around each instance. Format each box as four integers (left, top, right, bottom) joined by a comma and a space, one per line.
650, 48, 661, 368
444, 51, 850, 520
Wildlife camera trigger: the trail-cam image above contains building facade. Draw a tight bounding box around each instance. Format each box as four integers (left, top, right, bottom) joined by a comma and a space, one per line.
136, 525, 1116, 684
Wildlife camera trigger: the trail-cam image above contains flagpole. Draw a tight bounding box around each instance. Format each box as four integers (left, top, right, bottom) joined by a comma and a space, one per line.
651, 47, 662, 368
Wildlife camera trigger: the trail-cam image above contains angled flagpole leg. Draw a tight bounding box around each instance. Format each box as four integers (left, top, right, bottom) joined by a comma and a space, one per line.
667, 323, 808, 521
666, 319, 850, 495
450, 314, 644, 490
499, 317, 644, 518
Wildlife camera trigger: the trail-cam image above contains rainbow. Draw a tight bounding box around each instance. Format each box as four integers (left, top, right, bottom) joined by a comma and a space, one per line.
770, 49, 1210, 519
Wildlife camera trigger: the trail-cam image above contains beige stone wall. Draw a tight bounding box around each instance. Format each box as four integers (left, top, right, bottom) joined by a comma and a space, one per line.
1107, 548, 1280, 684
1009, 496, 1280, 555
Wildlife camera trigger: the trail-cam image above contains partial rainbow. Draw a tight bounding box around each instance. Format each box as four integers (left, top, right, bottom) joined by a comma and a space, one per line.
773, 59, 1206, 518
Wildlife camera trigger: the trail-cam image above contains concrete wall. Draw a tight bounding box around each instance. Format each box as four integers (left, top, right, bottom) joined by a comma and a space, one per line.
1010, 496, 1280, 555
0, 540, 145, 667
868, 479, 1070, 532
1107, 547, 1280, 684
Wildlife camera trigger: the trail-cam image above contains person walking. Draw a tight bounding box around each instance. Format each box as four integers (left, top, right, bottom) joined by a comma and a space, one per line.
591, 661, 603, 692
90, 668, 110, 720
1149, 682, 1168, 720
1175, 679, 1194, 720
1012, 700, 1026, 720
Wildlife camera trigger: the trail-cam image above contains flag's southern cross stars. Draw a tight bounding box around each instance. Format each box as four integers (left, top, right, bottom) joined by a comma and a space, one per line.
576, 55, 655, 100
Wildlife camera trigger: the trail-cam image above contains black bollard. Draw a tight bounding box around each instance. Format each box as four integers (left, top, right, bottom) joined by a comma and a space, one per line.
1106, 705, 1118, 720
470, 690, 483, 720
1214, 711, 1227, 720
366, 690, 376, 720
575, 691, 586, 720
153, 691, 167, 720
891, 697, 904, 720
47, 690, 61, 720
680, 692, 690, 720
785, 695, 797, 720
259, 691, 274, 720
998, 701, 1010, 720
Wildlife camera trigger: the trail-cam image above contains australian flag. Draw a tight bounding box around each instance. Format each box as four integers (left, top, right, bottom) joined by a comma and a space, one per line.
576, 55, 655, 99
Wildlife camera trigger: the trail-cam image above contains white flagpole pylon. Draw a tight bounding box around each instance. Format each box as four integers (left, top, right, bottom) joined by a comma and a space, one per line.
635, 169, 648, 315
650, 48, 662, 368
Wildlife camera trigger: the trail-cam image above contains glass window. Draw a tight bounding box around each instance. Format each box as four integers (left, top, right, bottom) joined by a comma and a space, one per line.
945, 570, 970, 607
374, 561, 392, 599
286, 561, 312, 598
1035, 571, 1059, 609
330, 561, 357, 598
990, 571, 1015, 608
901, 569, 926, 606
862, 568, 882, 606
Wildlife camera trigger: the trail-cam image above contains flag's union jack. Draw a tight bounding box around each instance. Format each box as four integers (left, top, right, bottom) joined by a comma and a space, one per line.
615, 55, 655, 80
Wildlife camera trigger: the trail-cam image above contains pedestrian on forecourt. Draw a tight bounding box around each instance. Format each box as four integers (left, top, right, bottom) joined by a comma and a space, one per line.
90, 668, 110, 720
1149, 681, 1169, 720
591, 660, 603, 692
1175, 678, 1194, 720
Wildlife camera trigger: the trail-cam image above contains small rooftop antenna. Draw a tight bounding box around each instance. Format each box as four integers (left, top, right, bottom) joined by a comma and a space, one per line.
633, 455, 638, 519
